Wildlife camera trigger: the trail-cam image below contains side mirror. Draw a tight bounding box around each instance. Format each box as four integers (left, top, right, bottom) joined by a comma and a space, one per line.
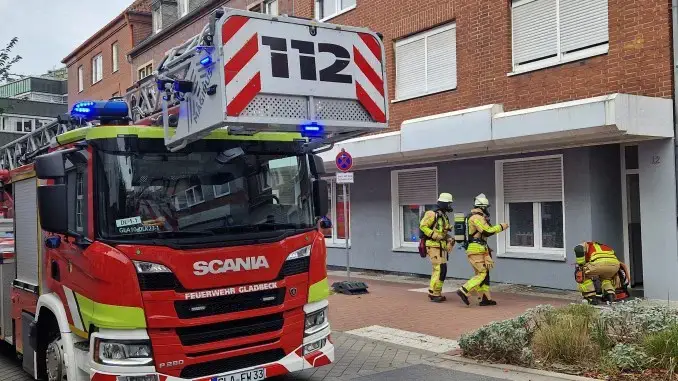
37, 185, 68, 234
309, 155, 326, 176
35, 151, 66, 179
312, 179, 329, 217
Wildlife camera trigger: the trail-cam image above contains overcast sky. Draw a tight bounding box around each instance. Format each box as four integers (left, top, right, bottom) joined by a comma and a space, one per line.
0, 0, 132, 76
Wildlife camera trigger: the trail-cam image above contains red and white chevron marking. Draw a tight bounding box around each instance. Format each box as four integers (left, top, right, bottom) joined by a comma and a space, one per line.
353, 32, 386, 123
222, 16, 261, 117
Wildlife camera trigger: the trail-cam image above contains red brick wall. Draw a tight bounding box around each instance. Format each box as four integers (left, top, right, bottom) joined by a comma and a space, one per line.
294, 0, 673, 130
65, 18, 134, 107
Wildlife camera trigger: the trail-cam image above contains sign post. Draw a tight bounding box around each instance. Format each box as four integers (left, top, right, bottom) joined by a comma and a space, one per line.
331, 149, 368, 295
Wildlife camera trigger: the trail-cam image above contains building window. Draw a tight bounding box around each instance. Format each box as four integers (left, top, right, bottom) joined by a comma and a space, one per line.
138, 62, 153, 80
495, 155, 565, 260
153, 8, 162, 32
213, 182, 231, 198
391, 167, 438, 250
78, 66, 84, 92
511, 0, 609, 74
112, 42, 119, 72
265, 0, 278, 15
178, 0, 190, 16
5, 116, 33, 132
315, 0, 356, 21
92, 54, 103, 84
394, 23, 457, 101
185, 185, 204, 207
172, 194, 188, 210
324, 178, 351, 246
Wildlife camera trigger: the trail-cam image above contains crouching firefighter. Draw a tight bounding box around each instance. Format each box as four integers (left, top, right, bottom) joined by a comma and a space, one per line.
455, 193, 508, 306
574, 242, 621, 305
419, 193, 454, 302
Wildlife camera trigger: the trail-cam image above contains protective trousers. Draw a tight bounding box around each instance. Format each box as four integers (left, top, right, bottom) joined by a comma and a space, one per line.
578, 260, 620, 298
428, 247, 448, 297
462, 253, 491, 299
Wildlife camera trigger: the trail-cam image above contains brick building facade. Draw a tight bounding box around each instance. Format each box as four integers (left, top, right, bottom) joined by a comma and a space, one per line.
61, 0, 153, 106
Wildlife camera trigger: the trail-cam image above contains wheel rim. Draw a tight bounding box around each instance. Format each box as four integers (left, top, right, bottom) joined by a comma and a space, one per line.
45, 337, 65, 381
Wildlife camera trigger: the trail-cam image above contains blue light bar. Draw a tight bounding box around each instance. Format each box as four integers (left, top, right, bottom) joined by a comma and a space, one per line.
300, 121, 324, 137
200, 56, 212, 66
70, 100, 129, 121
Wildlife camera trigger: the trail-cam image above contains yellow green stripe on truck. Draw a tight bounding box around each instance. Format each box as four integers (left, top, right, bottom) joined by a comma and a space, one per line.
74, 292, 147, 330
308, 277, 330, 303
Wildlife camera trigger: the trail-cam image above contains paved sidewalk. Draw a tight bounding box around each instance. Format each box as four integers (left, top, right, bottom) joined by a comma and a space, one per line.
327, 275, 572, 341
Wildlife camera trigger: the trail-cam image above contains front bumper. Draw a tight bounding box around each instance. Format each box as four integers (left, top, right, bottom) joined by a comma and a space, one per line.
89, 330, 333, 381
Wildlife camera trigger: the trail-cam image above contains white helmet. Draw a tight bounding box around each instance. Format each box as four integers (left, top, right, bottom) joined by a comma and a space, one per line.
438, 193, 454, 203
474, 193, 490, 208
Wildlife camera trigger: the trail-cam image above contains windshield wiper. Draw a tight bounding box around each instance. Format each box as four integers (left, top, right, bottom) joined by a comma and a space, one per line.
124, 231, 215, 239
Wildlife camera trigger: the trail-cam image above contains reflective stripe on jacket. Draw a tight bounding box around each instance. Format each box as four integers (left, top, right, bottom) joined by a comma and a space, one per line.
576, 242, 619, 265
466, 209, 504, 255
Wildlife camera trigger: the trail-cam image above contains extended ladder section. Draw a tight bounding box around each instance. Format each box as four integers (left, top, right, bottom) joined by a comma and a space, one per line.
153, 8, 389, 151
0, 117, 87, 170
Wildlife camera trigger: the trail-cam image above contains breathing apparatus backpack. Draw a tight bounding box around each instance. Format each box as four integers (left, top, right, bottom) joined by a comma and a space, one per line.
453, 212, 471, 249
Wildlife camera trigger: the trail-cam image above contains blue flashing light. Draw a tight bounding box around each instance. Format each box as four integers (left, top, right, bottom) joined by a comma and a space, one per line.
200, 55, 213, 66
300, 121, 324, 137
70, 100, 129, 121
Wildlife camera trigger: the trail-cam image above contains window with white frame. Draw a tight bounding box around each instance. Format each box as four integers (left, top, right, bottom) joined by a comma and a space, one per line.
511, 0, 609, 74
153, 8, 162, 32
395, 23, 457, 101
178, 0, 190, 17
92, 54, 103, 84
185, 185, 205, 207
324, 178, 351, 245
112, 42, 119, 72
5, 116, 33, 133
265, 0, 278, 15
315, 0, 356, 21
172, 193, 188, 210
78, 66, 84, 92
391, 167, 438, 249
138, 62, 153, 80
495, 155, 565, 259
213, 182, 231, 198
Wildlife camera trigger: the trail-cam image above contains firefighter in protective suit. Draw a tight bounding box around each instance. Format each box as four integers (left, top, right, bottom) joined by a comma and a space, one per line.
574, 241, 621, 305
456, 194, 508, 306
420, 193, 454, 303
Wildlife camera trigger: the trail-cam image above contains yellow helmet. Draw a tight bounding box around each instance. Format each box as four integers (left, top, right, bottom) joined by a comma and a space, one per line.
474, 193, 490, 208
438, 193, 454, 203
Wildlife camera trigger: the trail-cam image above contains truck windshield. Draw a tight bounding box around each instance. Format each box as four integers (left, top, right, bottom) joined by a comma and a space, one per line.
95, 149, 315, 241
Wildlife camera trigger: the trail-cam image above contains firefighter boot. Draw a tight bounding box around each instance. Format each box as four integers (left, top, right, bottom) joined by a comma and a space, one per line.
430, 295, 445, 303
603, 292, 616, 304
479, 295, 497, 306
585, 296, 600, 305
456, 287, 470, 306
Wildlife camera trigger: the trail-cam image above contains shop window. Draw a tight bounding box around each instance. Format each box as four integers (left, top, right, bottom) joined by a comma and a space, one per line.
323, 177, 351, 246
511, 0, 609, 74
391, 167, 438, 250
495, 155, 565, 260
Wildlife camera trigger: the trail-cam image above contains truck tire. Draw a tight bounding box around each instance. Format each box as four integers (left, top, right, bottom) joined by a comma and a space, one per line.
44, 331, 66, 381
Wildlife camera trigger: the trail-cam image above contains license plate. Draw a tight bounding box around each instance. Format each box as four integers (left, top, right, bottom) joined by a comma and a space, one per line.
213, 368, 266, 381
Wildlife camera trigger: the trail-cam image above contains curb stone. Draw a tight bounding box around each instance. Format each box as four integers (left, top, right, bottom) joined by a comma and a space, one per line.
432, 355, 600, 381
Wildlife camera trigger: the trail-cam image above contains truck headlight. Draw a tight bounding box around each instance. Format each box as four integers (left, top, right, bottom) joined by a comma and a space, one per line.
94, 339, 153, 366
133, 261, 171, 273
286, 246, 311, 261
305, 307, 328, 334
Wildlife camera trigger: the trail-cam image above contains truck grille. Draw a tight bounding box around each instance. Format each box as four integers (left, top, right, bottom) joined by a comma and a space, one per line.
176, 313, 284, 346
179, 349, 285, 379
137, 273, 179, 291
174, 288, 285, 319
280, 257, 310, 277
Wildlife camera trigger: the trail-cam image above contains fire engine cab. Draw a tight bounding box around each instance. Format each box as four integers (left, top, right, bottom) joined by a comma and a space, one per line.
0, 7, 387, 381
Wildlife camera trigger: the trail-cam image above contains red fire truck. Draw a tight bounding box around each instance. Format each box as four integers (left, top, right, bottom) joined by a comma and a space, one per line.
0, 8, 387, 381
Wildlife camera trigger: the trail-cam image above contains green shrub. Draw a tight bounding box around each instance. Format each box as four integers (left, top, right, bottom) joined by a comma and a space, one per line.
458, 304, 555, 365
643, 325, 678, 369
598, 299, 678, 345
532, 313, 597, 365
603, 344, 653, 372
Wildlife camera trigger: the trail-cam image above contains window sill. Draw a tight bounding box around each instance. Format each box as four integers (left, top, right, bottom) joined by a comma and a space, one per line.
91, 79, 102, 86
497, 249, 566, 262
326, 241, 351, 249
391, 87, 457, 104
392, 245, 418, 253
318, 5, 356, 22
508, 44, 609, 77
